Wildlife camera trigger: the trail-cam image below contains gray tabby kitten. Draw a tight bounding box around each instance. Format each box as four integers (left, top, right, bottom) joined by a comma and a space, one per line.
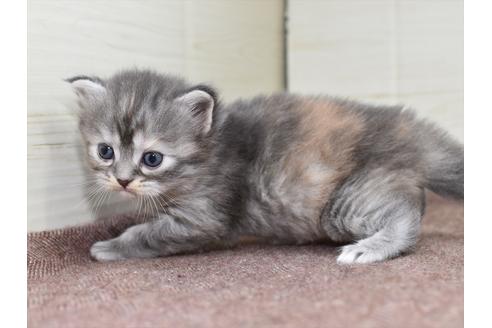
68, 69, 463, 264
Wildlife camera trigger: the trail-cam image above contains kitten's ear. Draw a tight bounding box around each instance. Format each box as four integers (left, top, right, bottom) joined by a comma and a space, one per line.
175, 85, 217, 135
65, 75, 107, 106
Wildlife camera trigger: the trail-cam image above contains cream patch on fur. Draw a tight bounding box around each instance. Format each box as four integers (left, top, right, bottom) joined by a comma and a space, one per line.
106, 175, 123, 191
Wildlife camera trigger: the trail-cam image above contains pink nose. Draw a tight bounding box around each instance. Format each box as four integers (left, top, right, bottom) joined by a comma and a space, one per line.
117, 179, 132, 188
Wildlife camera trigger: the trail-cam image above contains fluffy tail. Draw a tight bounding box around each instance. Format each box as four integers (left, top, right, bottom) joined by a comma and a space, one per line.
420, 123, 464, 200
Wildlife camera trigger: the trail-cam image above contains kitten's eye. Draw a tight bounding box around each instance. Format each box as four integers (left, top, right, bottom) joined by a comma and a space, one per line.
142, 152, 163, 168
97, 143, 114, 160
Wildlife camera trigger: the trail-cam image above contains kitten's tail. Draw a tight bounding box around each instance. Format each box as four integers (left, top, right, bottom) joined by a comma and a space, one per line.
420, 123, 464, 200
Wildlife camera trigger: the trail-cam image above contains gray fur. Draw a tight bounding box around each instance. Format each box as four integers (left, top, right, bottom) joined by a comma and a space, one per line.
69, 69, 464, 264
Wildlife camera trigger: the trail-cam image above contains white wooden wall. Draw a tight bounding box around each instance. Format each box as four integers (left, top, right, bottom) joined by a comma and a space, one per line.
28, 0, 284, 231
288, 0, 463, 141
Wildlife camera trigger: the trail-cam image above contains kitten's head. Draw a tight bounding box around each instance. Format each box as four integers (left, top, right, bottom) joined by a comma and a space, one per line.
68, 69, 218, 203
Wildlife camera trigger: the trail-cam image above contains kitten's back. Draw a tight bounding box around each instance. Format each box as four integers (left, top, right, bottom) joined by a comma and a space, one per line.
223, 94, 463, 201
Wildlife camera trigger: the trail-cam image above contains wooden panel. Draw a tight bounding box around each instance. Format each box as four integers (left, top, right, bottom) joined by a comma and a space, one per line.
28, 0, 284, 231
288, 0, 396, 100
184, 0, 284, 99
288, 0, 463, 140
396, 0, 463, 139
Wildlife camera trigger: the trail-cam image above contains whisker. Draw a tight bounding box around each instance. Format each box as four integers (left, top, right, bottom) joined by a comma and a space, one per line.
135, 195, 142, 219
155, 197, 170, 215
92, 189, 109, 215
75, 184, 105, 209
150, 194, 161, 217
144, 196, 150, 217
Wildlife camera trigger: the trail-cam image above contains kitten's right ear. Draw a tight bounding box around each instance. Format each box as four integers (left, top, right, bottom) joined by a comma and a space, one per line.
65, 75, 107, 105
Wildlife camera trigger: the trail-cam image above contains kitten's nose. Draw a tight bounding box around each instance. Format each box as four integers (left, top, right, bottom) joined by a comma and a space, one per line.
117, 179, 132, 188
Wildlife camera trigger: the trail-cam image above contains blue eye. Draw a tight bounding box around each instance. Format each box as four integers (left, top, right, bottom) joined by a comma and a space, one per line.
142, 152, 163, 167
97, 143, 114, 160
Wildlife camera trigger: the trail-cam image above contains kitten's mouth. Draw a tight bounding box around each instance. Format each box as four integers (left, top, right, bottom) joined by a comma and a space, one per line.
118, 189, 137, 198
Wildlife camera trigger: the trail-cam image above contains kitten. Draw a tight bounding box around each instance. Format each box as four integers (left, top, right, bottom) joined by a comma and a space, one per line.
68, 69, 463, 264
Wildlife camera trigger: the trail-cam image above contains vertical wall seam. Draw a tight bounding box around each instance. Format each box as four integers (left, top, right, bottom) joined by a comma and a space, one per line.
282, 0, 289, 91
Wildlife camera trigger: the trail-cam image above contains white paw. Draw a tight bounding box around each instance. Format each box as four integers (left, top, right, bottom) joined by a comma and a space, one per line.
90, 240, 126, 262
336, 244, 387, 264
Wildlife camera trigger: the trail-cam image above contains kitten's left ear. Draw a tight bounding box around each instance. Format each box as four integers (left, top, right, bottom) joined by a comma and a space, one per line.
65, 75, 107, 106
175, 85, 217, 135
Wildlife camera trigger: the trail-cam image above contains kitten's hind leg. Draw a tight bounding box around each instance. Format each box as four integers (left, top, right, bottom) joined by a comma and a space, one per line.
336, 216, 420, 264
321, 170, 425, 264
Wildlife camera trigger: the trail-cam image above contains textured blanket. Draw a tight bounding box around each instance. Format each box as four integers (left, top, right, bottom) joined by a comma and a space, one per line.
28, 193, 463, 328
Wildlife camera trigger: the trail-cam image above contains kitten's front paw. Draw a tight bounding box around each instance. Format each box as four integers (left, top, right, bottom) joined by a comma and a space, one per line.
90, 240, 126, 262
